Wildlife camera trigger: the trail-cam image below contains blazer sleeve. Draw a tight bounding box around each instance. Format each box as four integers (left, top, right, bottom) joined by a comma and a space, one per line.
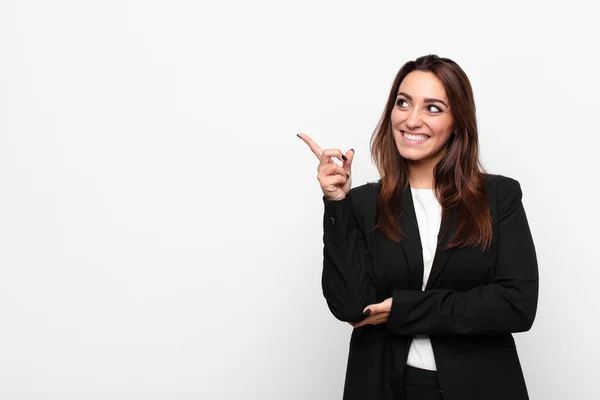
321, 191, 377, 322
386, 177, 539, 336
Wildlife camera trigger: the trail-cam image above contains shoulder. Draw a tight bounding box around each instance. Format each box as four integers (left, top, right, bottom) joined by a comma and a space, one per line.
345, 180, 380, 219
348, 180, 379, 203
484, 173, 524, 217
485, 173, 522, 195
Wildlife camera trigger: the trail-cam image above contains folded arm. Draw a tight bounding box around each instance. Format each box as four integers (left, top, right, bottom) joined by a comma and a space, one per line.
386, 178, 539, 336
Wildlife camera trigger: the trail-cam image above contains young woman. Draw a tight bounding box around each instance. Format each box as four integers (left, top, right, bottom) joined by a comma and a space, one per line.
298, 54, 538, 400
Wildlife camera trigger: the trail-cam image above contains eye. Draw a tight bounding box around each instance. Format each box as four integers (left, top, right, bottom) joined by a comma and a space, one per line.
427, 104, 442, 113
395, 98, 408, 108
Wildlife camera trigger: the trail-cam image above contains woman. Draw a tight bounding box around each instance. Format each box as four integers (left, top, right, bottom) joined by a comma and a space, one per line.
297, 54, 538, 400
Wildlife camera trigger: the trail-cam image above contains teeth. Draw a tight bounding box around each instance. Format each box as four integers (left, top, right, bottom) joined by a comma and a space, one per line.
403, 132, 429, 141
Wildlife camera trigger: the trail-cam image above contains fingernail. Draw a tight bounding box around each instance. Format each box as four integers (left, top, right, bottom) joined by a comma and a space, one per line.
350, 148, 355, 153
342, 154, 347, 161
363, 309, 371, 316
296, 134, 301, 138
346, 173, 349, 178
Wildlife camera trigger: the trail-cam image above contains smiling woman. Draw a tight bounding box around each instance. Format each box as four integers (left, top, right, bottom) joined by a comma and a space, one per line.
298, 54, 538, 400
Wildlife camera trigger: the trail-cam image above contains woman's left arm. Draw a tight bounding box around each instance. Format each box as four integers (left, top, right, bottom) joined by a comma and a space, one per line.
356, 178, 539, 335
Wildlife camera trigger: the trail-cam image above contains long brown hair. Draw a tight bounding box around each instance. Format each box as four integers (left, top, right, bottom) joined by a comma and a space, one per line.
370, 54, 492, 251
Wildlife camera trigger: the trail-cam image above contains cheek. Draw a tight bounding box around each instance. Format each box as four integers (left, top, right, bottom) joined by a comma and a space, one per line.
429, 120, 451, 135
390, 109, 402, 125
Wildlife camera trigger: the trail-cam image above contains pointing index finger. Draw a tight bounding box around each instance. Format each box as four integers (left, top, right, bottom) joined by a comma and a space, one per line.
297, 133, 323, 160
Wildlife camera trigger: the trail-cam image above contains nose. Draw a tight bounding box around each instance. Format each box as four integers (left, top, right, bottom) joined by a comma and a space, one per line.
405, 108, 423, 130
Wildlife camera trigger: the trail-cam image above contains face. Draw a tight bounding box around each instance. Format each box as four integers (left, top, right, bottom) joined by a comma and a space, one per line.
390, 70, 454, 164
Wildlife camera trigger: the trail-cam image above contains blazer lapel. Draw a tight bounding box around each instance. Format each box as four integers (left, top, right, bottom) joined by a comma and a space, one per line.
397, 184, 425, 291
426, 202, 456, 290
397, 184, 457, 291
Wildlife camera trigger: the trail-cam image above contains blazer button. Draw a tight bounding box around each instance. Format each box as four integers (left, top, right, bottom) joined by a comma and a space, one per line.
329, 216, 336, 225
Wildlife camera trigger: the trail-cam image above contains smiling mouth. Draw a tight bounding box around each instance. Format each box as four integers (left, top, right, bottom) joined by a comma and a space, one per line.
401, 130, 430, 141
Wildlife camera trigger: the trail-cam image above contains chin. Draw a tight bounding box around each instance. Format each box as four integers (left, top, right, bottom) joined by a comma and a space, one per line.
398, 146, 439, 162
401, 154, 428, 162
397, 143, 428, 158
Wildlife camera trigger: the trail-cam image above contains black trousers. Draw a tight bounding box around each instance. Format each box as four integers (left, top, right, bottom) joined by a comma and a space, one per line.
403, 365, 443, 400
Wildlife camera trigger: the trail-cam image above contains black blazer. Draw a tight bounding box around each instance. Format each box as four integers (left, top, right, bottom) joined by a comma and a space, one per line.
321, 174, 538, 400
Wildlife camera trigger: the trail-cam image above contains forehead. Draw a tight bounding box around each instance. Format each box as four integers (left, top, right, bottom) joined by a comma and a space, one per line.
398, 71, 448, 101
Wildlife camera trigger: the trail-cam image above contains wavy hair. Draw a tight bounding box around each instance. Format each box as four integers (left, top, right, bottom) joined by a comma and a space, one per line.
370, 54, 492, 251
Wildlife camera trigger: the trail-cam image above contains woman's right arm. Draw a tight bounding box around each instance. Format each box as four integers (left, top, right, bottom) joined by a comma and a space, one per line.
322, 192, 377, 323
295, 133, 374, 323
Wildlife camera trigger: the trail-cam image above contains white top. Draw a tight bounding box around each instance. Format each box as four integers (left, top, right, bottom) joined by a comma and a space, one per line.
406, 187, 442, 371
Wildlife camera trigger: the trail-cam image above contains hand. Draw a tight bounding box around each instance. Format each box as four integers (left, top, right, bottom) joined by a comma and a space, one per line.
348, 298, 393, 328
297, 133, 354, 201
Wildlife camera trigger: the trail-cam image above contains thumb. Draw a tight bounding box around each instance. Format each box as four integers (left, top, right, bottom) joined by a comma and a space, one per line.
343, 148, 354, 174
363, 300, 387, 315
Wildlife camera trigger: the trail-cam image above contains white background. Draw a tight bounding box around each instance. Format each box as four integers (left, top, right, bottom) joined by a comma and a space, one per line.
1, 1, 598, 399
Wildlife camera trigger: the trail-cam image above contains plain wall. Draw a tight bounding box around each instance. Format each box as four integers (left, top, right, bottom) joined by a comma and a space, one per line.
1, 0, 598, 399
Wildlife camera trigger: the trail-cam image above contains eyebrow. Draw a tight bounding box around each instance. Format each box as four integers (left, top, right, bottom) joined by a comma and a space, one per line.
397, 92, 448, 108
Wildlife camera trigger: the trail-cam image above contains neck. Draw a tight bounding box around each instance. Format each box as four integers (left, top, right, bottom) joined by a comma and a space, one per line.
407, 156, 440, 189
